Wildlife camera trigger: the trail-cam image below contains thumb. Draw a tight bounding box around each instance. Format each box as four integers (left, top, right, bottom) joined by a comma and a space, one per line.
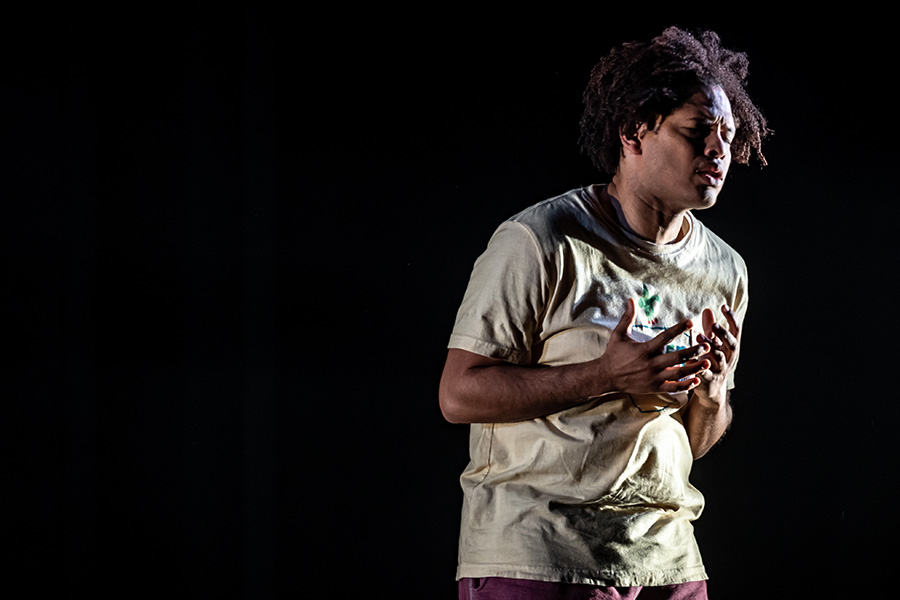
613, 298, 636, 338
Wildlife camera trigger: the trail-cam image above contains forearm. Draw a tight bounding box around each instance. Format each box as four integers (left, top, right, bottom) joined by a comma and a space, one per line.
440, 309, 710, 424
439, 349, 616, 424
683, 388, 733, 459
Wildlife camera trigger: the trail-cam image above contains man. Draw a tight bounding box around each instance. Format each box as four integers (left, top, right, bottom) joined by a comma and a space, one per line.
439, 27, 769, 599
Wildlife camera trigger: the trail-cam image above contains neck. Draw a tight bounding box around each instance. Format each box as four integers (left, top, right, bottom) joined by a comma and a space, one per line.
607, 176, 688, 245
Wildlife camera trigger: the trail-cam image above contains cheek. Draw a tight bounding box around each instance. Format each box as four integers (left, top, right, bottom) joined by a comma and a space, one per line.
646, 142, 691, 174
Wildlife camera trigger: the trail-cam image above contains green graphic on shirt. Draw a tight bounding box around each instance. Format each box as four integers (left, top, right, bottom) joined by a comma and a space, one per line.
638, 283, 661, 319
633, 283, 691, 355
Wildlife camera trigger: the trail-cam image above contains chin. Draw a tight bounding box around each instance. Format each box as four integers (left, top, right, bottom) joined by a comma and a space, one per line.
693, 187, 721, 210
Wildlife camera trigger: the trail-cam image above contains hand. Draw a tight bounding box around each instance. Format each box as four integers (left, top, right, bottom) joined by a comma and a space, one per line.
694, 305, 741, 405
600, 298, 711, 396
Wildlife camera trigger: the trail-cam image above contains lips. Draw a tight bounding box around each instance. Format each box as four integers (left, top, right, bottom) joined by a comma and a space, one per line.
695, 164, 723, 185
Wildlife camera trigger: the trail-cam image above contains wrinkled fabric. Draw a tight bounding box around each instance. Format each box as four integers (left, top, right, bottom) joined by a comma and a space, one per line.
449, 185, 748, 586
458, 577, 708, 599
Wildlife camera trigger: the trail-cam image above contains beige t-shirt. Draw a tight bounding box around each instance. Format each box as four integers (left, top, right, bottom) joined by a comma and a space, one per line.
448, 184, 748, 586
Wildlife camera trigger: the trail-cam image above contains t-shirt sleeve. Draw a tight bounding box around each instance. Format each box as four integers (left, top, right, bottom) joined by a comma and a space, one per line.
448, 220, 549, 365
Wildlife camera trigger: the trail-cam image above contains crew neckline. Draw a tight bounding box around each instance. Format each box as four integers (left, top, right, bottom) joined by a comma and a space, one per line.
586, 183, 695, 256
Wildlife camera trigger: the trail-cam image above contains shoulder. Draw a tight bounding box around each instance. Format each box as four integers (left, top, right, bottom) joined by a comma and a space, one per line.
692, 217, 748, 276
503, 185, 607, 250
508, 186, 598, 225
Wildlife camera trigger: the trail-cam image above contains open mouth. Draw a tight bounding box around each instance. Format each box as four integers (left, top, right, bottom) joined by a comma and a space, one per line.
695, 167, 723, 185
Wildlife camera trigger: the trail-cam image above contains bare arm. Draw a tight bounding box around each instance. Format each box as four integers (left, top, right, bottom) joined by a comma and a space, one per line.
439, 298, 712, 424
681, 305, 741, 458
682, 390, 733, 459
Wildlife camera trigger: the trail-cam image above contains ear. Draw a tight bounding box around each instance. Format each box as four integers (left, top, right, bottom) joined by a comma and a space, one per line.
619, 122, 649, 156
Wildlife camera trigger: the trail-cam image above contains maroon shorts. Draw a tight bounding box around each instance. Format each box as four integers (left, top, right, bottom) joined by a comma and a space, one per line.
458, 577, 708, 600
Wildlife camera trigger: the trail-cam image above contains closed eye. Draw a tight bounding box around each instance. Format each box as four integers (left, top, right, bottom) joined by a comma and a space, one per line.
684, 124, 734, 144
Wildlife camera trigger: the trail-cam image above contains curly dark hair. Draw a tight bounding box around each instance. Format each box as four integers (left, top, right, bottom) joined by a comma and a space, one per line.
579, 27, 770, 176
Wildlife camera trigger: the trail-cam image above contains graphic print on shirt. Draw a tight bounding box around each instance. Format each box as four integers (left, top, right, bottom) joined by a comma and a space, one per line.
631, 282, 694, 413
631, 283, 693, 352
637, 283, 661, 322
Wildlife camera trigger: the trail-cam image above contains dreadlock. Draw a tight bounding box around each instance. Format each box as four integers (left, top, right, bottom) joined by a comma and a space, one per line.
579, 27, 770, 176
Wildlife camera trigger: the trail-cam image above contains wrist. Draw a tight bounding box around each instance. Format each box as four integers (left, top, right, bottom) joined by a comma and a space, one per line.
691, 382, 728, 409
587, 353, 619, 397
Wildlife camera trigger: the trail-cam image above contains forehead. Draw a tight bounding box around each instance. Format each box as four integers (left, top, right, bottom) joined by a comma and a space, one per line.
677, 85, 734, 125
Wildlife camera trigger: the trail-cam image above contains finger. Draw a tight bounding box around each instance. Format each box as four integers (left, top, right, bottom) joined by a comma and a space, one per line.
712, 349, 727, 369
697, 334, 727, 370
697, 332, 722, 350
702, 308, 716, 338
722, 304, 741, 339
613, 298, 636, 338
665, 358, 711, 382
648, 318, 694, 352
711, 323, 738, 350
697, 348, 726, 373
659, 375, 702, 394
658, 342, 710, 368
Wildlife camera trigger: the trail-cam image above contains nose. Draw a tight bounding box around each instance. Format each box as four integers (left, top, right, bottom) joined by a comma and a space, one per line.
705, 128, 729, 159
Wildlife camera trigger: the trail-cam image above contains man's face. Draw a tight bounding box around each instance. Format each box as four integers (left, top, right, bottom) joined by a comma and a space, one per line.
634, 84, 735, 212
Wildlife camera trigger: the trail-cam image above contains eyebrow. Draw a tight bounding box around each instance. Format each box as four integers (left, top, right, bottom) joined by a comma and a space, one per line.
686, 116, 735, 133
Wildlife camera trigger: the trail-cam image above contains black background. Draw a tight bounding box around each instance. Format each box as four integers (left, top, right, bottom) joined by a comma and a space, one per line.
5, 5, 898, 598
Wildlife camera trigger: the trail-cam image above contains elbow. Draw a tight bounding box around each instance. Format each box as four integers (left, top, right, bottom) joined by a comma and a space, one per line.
439, 379, 470, 424
440, 400, 464, 424
690, 443, 710, 461
439, 349, 495, 424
